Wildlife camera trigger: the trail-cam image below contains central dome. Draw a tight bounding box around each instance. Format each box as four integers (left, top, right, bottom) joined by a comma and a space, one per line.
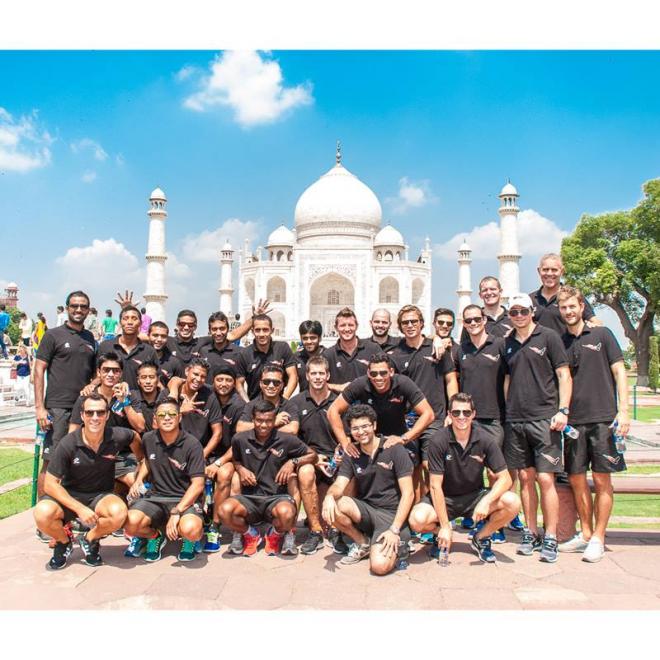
294, 162, 382, 246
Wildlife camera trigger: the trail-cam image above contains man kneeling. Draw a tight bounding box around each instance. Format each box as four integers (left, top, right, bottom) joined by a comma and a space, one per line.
219, 401, 317, 556
409, 393, 520, 563
322, 404, 414, 576
124, 397, 205, 562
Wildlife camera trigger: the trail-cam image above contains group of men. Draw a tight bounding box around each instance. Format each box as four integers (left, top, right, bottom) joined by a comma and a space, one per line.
32, 252, 629, 575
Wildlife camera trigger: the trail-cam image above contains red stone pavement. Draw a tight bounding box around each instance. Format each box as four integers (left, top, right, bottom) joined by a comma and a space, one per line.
1, 510, 659, 610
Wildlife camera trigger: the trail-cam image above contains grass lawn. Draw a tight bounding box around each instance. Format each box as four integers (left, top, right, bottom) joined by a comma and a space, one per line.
635, 406, 660, 422
611, 494, 660, 518
0, 448, 38, 520
624, 464, 660, 475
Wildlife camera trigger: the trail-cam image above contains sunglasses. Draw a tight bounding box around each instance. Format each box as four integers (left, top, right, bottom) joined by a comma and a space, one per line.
450, 409, 473, 418
82, 409, 107, 418
69, 304, 89, 310
435, 320, 454, 327
156, 411, 178, 419
177, 321, 196, 328
262, 379, 283, 386
350, 423, 373, 432
400, 319, 421, 326
101, 366, 122, 374
463, 317, 483, 325
509, 308, 531, 318
368, 370, 389, 377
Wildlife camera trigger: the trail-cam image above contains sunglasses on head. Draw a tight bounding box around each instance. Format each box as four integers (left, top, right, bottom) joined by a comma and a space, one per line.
82, 409, 107, 418
463, 316, 483, 325
368, 369, 389, 377
509, 308, 531, 318
450, 409, 473, 418
262, 378, 282, 386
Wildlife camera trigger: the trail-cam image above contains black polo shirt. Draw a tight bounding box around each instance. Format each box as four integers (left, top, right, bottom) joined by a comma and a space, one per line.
36, 324, 97, 408
390, 338, 455, 418
47, 426, 135, 495
289, 389, 338, 456
293, 347, 325, 393
200, 341, 242, 384
427, 426, 507, 497
530, 287, 595, 336
70, 386, 133, 430
324, 339, 381, 386
217, 391, 246, 453
239, 394, 300, 424
166, 335, 213, 365
231, 429, 309, 496
365, 334, 398, 353
337, 436, 413, 511
503, 324, 569, 422
342, 374, 425, 436
562, 326, 623, 425
98, 338, 158, 390
457, 336, 506, 420
176, 385, 223, 447
128, 388, 160, 434
154, 346, 186, 387
460, 308, 513, 343
142, 429, 205, 498
236, 340, 297, 400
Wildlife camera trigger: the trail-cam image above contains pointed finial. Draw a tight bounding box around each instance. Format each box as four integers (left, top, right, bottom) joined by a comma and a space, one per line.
336, 140, 342, 165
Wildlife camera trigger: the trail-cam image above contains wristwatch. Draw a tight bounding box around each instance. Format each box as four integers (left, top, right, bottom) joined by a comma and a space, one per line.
558, 407, 570, 415
291, 457, 301, 466
170, 507, 182, 516
213, 458, 222, 467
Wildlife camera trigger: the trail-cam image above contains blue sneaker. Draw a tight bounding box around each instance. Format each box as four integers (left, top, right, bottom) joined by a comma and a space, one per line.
203, 525, 221, 553
507, 514, 525, 531
471, 534, 496, 563
468, 520, 486, 539
461, 517, 475, 530
491, 528, 506, 544
418, 532, 436, 545
193, 539, 203, 554
124, 536, 147, 558
428, 543, 440, 559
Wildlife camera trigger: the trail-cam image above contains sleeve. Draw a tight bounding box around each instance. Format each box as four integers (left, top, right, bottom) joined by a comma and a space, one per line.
337, 455, 354, 480
186, 441, 206, 478
280, 343, 297, 369
235, 350, 249, 378
426, 435, 446, 476
391, 444, 414, 478
401, 376, 425, 407
35, 331, 56, 364
128, 389, 142, 413
172, 357, 186, 379
582, 299, 595, 321
483, 438, 508, 474
46, 437, 72, 479
239, 401, 254, 422
501, 340, 511, 374
282, 398, 300, 422
206, 394, 223, 425
231, 436, 244, 465
114, 427, 136, 452
439, 350, 456, 375
70, 396, 84, 425
602, 328, 624, 365
341, 378, 362, 405
285, 435, 310, 459
545, 330, 569, 370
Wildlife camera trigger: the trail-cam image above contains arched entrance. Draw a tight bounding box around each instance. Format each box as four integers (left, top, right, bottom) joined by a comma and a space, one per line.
309, 272, 355, 338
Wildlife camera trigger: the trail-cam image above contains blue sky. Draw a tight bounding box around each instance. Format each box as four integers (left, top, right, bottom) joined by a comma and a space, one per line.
1, 50, 659, 342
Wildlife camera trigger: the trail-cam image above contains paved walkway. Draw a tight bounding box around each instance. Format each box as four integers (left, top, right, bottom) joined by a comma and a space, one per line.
1, 510, 659, 610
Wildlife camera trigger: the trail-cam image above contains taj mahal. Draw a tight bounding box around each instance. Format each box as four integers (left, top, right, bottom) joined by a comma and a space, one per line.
142, 144, 521, 339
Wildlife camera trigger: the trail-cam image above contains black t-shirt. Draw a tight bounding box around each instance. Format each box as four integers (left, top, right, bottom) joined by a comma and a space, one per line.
459, 308, 513, 343
324, 339, 380, 386
239, 394, 300, 424
289, 389, 338, 456
231, 430, 309, 496
236, 340, 297, 400
457, 336, 506, 420
365, 335, 399, 353
562, 326, 623, 424
293, 347, 325, 393
217, 391, 246, 454
503, 324, 569, 422
427, 426, 508, 497
176, 385, 223, 447
47, 427, 135, 495
337, 437, 413, 511
200, 342, 243, 384
389, 338, 455, 418
530, 287, 595, 336
166, 335, 213, 365
128, 388, 160, 434
36, 324, 97, 408
155, 346, 186, 387
70, 387, 133, 432
97, 338, 158, 390
142, 429, 205, 498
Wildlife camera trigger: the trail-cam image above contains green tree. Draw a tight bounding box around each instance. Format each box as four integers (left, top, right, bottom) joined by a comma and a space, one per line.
6, 307, 26, 346
561, 178, 660, 386
649, 336, 659, 392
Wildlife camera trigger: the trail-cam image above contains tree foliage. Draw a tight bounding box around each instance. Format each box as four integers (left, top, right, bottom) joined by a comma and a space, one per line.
650, 336, 659, 392
6, 307, 26, 346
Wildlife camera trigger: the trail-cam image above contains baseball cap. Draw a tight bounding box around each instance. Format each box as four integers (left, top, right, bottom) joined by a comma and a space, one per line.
508, 293, 533, 309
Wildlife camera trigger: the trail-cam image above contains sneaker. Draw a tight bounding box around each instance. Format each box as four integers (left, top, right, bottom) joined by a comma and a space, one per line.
471, 534, 496, 563
461, 516, 475, 530
507, 514, 525, 531
178, 539, 197, 561
582, 538, 605, 563
264, 526, 285, 555
428, 543, 440, 560
78, 534, 103, 567
144, 533, 167, 562
203, 525, 221, 553
242, 528, 262, 556
468, 520, 486, 539
340, 541, 371, 565
193, 539, 203, 554
281, 530, 299, 556
417, 532, 436, 545
124, 536, 147, 558
558, 532, 589, 553
229, 531, 245, 555
301, 530, 324, 555
36, 528, 51, 544
517, 529, 542, 556
47, 533, 74, 571
491, 528, 506, 544
327, 528, 349, 555
111, 527, 125, 538
539, 535, 559, 563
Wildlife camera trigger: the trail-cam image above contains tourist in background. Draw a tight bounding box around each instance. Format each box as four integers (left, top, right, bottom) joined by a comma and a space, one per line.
0, 304, 9, 358
18, 312, 33, 347
55, 305, 67, 327
101, 309, 118, 341
32, 312, 48, 352
14, 344, 33, 405
139, 306, 152, 335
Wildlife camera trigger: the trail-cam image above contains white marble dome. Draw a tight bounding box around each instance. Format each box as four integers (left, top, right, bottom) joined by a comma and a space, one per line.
267, 224, 295, 246
374, 224, 405, 247
500, 182, 518, 196
150, 187, 167, 201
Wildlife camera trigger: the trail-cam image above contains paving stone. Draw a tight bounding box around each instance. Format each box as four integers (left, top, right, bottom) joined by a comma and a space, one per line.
440, 587, 522, 609
515, 585, 591, 608
218, 574, 294, 609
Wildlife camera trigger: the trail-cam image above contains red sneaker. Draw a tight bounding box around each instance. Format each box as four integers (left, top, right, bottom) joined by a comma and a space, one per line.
242, 529, 262, 556
264, 526, 283, 556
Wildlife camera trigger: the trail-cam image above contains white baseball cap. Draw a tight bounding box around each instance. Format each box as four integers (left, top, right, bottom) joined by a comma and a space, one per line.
508, 293, 533, 309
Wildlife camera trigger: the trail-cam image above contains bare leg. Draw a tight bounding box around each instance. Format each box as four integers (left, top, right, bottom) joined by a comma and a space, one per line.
298, 464, 323, 533
86, 495, 127, 541
332, 496, 367, 545
218, 498, 249, 534
270, 501, 297, 534
125, 510, 158, 538
568, 473, 593, 540
518, 467, 539, 534
178, 514, 204, 541
33, 500, 68, 543
537, 472, 559, 537
213, 463, 235, 525
592, 472, 614, 543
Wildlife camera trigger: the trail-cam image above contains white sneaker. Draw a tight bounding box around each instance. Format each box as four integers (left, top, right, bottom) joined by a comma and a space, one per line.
558, 533, 589, 553
582, 538, 605, 563
340, 541, 371, 565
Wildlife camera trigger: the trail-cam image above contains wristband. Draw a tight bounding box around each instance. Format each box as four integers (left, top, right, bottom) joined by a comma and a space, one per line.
170, 507, 182, 516
213, 459, 222, 467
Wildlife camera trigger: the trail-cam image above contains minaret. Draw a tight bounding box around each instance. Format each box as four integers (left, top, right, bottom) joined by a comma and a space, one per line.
219, 240, 234, 315
498, 180, 521, 305
456, 238, 472, 326
144, 187, 168, 322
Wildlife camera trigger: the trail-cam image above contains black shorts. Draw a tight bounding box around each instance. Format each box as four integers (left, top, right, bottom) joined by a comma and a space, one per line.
564, 422, 627, 474
42, 408, 72, 459
418, 419, 444, 462
474, 418, 505, 449
115, 453, 138, 478
232, 494, 296, 524
421, 488, 490, 520
504, 419, 563, 473
351, 498, 411, 545
130, 496, 204, 529
39, 491, 115, 524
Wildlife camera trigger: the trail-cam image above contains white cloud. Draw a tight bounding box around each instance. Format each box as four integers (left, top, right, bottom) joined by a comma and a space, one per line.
0, 106, 52, 173
115, 153, 125, 166
181, 218, 261, 263
183, 51, 313, 127
166, 252, 192, 279
387, 177, 436, 214
175, 65, 197, 82
81, 170, 97, 183
71, 138, 108, 161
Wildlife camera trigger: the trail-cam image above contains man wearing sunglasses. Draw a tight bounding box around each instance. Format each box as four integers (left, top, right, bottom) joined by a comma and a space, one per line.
503, 293, 572, 563
34, 393, 141, 569
124, 397, 206, 562
430, 307, 461, 368
459, 276, 513, 343
409, 393, 520, 563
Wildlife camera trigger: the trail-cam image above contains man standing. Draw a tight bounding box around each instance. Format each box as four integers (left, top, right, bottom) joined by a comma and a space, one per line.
0, 304, 10, 358
200, 312, 243, 383
322, 404, 415, 575
56, 305, 67, 327
294, 320, 325, 393
557, 286, 629, 562
147, 321, 186, 387
18, 312, 33, 347
139, 307, 152, 335
459, 276, 512, 343
367, 309, 397, 352
503, 293, 572, 563
101, 309, 118, 340
84, 307, 99, 344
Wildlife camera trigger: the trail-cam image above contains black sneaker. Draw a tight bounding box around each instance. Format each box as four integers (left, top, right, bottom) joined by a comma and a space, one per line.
517, 529, 542, 556
301, 531, 324, 555
327, 528, 349, 555
36, 528, 51, 544
47, 536, 74, 571
78, 534, 103, 567
471, 534, 496, 563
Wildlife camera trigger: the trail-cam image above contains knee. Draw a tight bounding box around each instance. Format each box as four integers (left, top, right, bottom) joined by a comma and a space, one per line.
536, 473, 555, 489
272, 502, 297, 524
336, 496, 353, 516
370, 558, 394, 576
500, 491, 520, 514
297, 464, 316, 486
218, 463, 234, 483
124, 511, 145, 535
179, 517, 203, 541
408, 506, 430, 533
218, 499, 237, 523
105, 500, 128, 523
33, 501, 57, 525
592, 473, 613, 495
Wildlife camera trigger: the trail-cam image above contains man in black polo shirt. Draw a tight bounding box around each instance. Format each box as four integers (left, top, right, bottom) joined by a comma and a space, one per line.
126, 360, 161, 434
409, 393, 520, 563
503, 293, 572, 563
124, 397, 206, 562
98, 305, 158, 390
530, 253, 601, 335
324, 307, 380, 393
34, 290, 97, 505
322, 404, 415, 575
430, 307, 460, 368
459, 276, 513, 343
366, 308, 398, 352
557, 286, 629, 562
200, 311, 243, 384
294, 320, 325, 393
236, 314, 298, 401
34, 393, 141, 569
147, 321, 185, 387
219, 401, 317, 557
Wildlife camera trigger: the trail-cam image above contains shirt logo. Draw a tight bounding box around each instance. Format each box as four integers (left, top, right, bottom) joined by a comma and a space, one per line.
64, 342, 71, 349
73, 457, 80, 464
540, 452, 561, 466
357, 359, 369, 366
132, 358, 142, 365
445, 454, 453, 461
462, 355, 467, 361
602, 453, 622, 465
269, 447, 284, 458
223, 415, 233, 424
507, 347, 513, 354
529, 346, 547, 357
225, 358, 236, 365
167, 457, 187, 470
245, 448, 252, 454
482, 353, 499, 363
336, 361, 342, 367
250, 363, 257, 370
583, 342, 602, 352
367, 398, 373, 404
149, 453, 156, 459
356, 466, 364, 474
377, 460, 394, 470
404, 361, 409, 368
101, 454, 116, 460
389, 397, 403, 404
469, 454, 484, 463
302, 409, 308, 415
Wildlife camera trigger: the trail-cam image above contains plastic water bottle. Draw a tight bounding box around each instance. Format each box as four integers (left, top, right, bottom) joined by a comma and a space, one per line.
327, 448, 344, 475
204, 478, 214, 511
438, 547, 449, 567
396, 539, 410, 570
127, 481, 150, 506
405, 411, 418, 430
35, 427, 47, 447
111, 394, 131, 413
612, 421, 626, 454
563, 425, 579, 440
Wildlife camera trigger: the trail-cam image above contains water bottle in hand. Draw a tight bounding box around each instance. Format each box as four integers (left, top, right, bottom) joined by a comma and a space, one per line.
611, 421, 626, 454
438, 547, 449, 567
563, 425, 579, 440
